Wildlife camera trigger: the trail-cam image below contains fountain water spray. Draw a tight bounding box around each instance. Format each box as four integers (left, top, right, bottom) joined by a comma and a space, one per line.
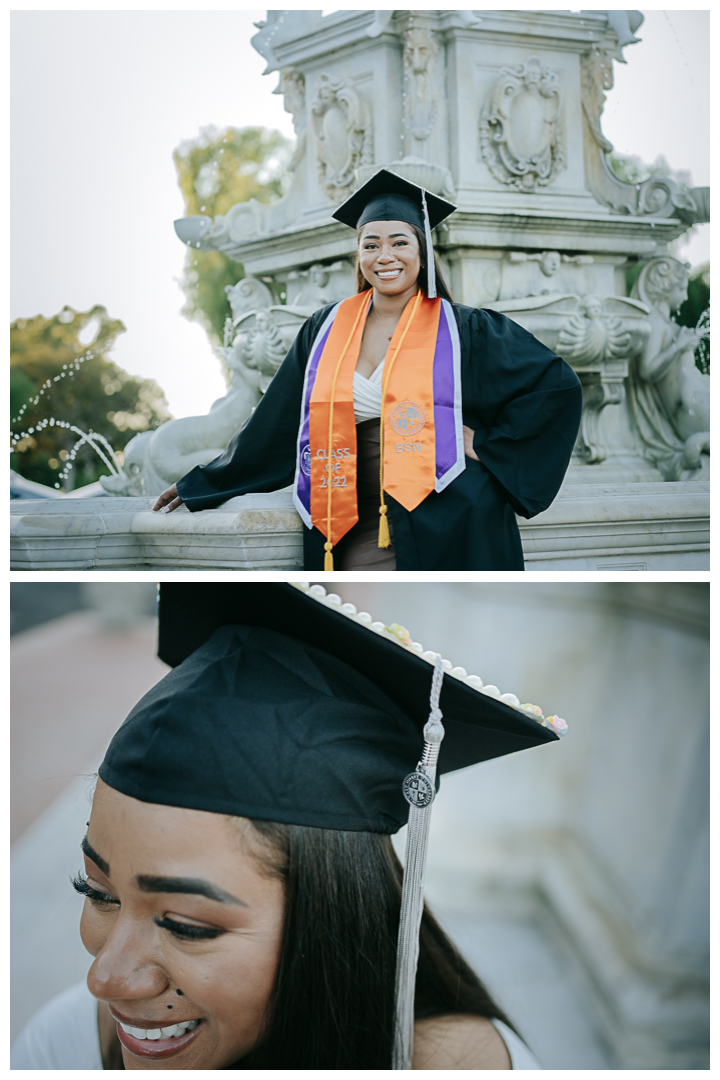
10, 349, 124, 489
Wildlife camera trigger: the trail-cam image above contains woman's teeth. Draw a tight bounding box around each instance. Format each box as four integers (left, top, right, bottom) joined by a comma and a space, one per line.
377, 269, 401, 278
118, 1019, 200, 1040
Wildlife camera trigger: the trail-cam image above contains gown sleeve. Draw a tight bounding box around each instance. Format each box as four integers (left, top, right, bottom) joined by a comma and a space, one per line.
176, 306, 331, 511
459, 306, 583, 519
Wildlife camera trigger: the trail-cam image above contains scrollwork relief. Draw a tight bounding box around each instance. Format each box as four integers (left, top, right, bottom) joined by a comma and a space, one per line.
311, 74, 373, 200
480, 56, 564, 190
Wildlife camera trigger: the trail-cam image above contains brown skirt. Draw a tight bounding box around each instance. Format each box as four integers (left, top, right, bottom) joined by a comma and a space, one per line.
338, 419, 397, 571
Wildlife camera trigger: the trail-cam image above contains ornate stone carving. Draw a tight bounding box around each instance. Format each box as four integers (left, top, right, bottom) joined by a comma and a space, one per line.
284, 261, 354, 313
580, 48, 615, 155
228, 307, 309, 394
580, 48, 706, 221
556, 296, 647, 463
558, 296, 631, 366
311, 74, 373, 199
480, 57, 564, 190
231, 311, 287, 389
225, 277, 275, 321
402, 27, 439, 142
578, 378, 627, 465
628, 257, 710, 480
275, 68, 306, 172
486, 293, 651, 466
497, 250, 595, 301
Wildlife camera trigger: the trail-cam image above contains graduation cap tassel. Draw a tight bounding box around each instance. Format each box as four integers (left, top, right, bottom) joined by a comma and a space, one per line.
421, 189, 436, 300
392, 658, 445, 1070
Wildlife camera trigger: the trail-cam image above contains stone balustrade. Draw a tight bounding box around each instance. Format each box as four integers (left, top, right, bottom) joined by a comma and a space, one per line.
10, 482, 709, 571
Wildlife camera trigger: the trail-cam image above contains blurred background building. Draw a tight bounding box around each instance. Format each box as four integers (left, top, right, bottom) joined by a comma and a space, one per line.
11, 582, 708, 1068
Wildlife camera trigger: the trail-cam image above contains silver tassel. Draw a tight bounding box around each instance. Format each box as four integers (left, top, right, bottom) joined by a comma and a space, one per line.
421, 188, 436, 299
392, 658, 445, 1070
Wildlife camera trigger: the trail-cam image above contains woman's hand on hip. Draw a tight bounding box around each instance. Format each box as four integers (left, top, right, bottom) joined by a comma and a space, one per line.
463, 425, 479, 462
153, 483, 184, 513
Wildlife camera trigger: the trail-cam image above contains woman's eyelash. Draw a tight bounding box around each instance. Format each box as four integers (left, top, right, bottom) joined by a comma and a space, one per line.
154, 916, 224, 941
72, 876, 223, 940
72, 873, 119, 906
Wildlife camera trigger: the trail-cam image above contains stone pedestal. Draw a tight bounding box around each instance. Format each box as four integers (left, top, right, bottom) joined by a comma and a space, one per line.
10, 494, 303, 571
10, 483, 708, 570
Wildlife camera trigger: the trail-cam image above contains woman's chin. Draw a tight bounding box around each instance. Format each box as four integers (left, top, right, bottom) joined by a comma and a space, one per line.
372, 274, 414, 295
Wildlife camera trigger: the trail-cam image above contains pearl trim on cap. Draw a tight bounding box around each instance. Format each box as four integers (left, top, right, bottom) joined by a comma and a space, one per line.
290, 582, 567, 736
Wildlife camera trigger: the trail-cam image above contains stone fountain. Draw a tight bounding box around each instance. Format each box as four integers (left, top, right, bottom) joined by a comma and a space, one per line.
11, 9, 709, 569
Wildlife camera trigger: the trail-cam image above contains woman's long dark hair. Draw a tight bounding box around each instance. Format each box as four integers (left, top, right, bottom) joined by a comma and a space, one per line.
355, 222, 454, 302
238, 822, 514, 1070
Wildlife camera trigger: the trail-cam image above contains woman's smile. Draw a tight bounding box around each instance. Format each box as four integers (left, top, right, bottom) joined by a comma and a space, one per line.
114, 1013, 206, 1060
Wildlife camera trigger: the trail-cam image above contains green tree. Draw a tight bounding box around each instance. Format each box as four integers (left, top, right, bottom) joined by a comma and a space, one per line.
173, 125, 292, 350
11, 305, 171, 490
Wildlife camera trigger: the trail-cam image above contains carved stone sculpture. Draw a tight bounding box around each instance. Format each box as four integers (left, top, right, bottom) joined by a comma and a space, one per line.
100, 306, 309, 496
402, 27, 439, 143
225, 277, 275, 321
558, 296, 631, 366
480, 56, 564, 190
285, 261, 352, 313
487, 293, 651, 465
229, 309, 299, 393
99, 364, 261, 498
627, 257, 710, 480
275, 68, 306, 172
312, 74, 373, 199
496, 250, 595, 301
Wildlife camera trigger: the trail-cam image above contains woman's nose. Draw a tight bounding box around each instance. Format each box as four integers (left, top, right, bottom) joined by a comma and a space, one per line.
87, 919, 167, 1002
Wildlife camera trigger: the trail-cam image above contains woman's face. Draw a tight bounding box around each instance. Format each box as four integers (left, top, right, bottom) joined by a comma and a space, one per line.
358, 219, 422, 296
80, 779, 284, 1069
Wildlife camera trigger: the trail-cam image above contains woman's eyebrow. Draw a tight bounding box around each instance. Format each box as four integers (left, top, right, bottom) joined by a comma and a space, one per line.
136, 875, 247, 906
82, 836, 110, 876
362, 232, 409, 240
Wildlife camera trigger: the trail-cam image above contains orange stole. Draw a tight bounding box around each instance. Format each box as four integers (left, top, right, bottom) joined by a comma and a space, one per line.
380, 292, 441, 512
308, 291, 371, 547
307, 290, 442, 556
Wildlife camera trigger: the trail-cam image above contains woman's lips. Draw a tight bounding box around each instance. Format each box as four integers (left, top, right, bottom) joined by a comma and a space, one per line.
115, 1018, 206, 1059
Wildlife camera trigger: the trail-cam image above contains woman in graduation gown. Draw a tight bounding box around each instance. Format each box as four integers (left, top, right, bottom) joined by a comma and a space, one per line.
154, 171, 583, 571
11, 583, 560, 1069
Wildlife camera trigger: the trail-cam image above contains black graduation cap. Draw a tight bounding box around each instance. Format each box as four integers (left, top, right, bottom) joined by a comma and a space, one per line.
99, 583, 560, 835
332, 167, 456, 232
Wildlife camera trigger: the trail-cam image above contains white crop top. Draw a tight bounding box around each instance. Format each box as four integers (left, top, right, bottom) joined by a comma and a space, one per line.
353, 359, 384, 423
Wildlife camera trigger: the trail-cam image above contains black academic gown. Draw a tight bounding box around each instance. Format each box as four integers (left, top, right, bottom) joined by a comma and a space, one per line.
176, 302, 582, 570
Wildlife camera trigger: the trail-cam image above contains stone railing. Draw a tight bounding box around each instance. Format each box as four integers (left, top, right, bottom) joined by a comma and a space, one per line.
10, 483, 709, 571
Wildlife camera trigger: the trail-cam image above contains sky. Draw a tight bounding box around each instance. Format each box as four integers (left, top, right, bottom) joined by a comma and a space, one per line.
11, 8, 710, 419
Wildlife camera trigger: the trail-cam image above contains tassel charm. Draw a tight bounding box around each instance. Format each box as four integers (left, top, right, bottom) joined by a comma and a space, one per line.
324, 541, 334, 571
378, 504, 391, 549
392, 659, 445, 1070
